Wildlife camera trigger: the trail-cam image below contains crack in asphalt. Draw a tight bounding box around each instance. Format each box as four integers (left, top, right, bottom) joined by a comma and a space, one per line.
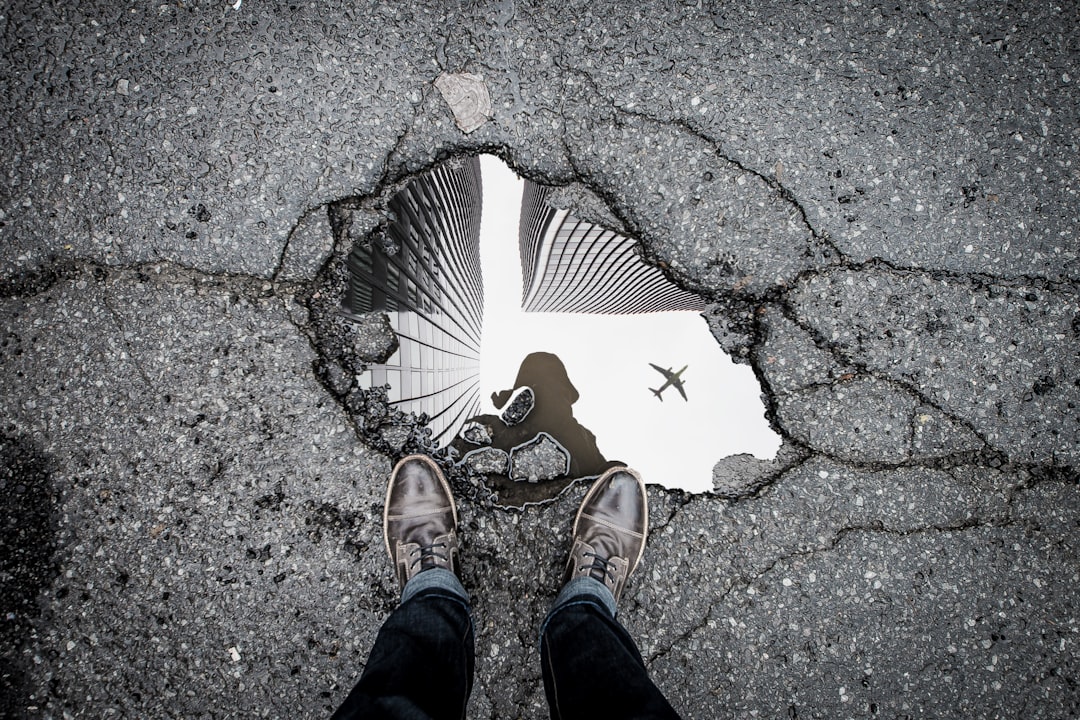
482, 0, 527, 119
633, 455, 1076, 672
772, 297, 1000, 457
271, 204, 328, 282
379, 102, 425, 189
558, 98, 1078, 310
99, 288, 154, 391
846, 256, 1080, 295
0, 257, 305, 301
3, 204, 1063, 520
640, 459, 1079, 671
614, 106, 842, 257
604, 107, 1080, 292
43, 256, 1038, 516
647, 492, 694, 535
643, 514, 1021, 669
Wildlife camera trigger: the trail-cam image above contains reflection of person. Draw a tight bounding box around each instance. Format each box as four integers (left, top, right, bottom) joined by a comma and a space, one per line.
331, 455, 682, 720
482, 351, 609, 477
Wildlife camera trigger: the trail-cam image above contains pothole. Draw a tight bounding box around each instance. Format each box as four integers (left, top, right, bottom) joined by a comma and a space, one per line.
313, 153, 783, 505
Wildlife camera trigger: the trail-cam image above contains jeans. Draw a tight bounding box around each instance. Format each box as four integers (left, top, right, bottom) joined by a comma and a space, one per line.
331, 569, 681, 720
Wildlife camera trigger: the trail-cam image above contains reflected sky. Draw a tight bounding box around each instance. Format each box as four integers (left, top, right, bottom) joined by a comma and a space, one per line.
477, 155, 780, 494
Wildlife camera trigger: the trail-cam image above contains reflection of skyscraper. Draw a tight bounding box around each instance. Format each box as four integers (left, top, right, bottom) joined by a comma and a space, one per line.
344, 157, 484, 444
519, 182, 705, 314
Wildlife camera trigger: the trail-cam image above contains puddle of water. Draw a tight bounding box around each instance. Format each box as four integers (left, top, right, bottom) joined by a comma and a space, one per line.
353, 154, 781, 497
475, 155, 779, 496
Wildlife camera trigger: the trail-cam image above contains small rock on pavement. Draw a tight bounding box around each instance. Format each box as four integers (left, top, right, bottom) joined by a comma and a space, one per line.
510, 432, 570, 483
500, 386, 535, 426
434, 72, 492, 134
460, 421, 494, 445
461, 447, 509, 475
343, 312, 398, 363
379, 425, 411, 452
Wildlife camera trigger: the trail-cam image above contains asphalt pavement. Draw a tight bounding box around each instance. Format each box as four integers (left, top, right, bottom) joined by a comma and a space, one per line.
1, 1, 1076, 717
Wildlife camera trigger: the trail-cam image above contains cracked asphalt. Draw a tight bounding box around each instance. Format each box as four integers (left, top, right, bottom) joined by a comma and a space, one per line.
1, 1, 1077, 718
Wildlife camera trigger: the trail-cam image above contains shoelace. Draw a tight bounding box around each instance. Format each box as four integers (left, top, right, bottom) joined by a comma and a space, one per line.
409, 541, 449, 570
580, 551, 616, 584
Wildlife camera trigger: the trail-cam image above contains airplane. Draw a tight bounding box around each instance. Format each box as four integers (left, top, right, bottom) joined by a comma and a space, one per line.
649, 363, 688, 401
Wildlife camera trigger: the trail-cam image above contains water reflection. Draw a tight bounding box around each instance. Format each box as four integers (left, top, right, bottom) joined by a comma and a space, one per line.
346, 157, 485, 445
341, 154, 782, 495
452, 351, 621, 505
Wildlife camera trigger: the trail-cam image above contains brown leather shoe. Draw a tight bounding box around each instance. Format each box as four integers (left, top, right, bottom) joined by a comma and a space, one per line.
563, 466, 648, 604
383, 454, 460, 592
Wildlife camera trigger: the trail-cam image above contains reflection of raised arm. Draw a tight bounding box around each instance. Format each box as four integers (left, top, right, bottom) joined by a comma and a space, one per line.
491, 390, 512, 409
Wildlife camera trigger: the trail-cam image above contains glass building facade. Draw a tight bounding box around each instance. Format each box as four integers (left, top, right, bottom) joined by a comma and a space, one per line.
344, 156, 484, 444
519, 182, 706, 314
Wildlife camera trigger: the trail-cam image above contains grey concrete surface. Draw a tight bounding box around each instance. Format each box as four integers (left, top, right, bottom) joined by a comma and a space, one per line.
1, 1, 1077, 718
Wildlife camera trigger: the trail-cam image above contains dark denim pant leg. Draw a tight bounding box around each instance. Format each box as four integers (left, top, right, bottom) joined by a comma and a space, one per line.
332, 569, 474, 720
540, 577, 682, 720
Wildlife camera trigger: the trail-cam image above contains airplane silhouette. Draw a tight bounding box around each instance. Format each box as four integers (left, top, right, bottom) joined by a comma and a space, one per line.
649, 363, 688, 401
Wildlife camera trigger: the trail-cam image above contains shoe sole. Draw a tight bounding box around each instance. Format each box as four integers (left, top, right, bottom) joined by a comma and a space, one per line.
572, 465, 649, 576
383, 454, 459, 562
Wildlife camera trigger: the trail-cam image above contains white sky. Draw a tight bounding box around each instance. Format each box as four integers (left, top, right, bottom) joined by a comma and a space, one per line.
477, 155, 780, 493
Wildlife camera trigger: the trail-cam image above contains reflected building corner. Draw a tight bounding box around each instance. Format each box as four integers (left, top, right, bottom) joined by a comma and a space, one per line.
518, 181, 706, 314
343, 156, 484, 445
